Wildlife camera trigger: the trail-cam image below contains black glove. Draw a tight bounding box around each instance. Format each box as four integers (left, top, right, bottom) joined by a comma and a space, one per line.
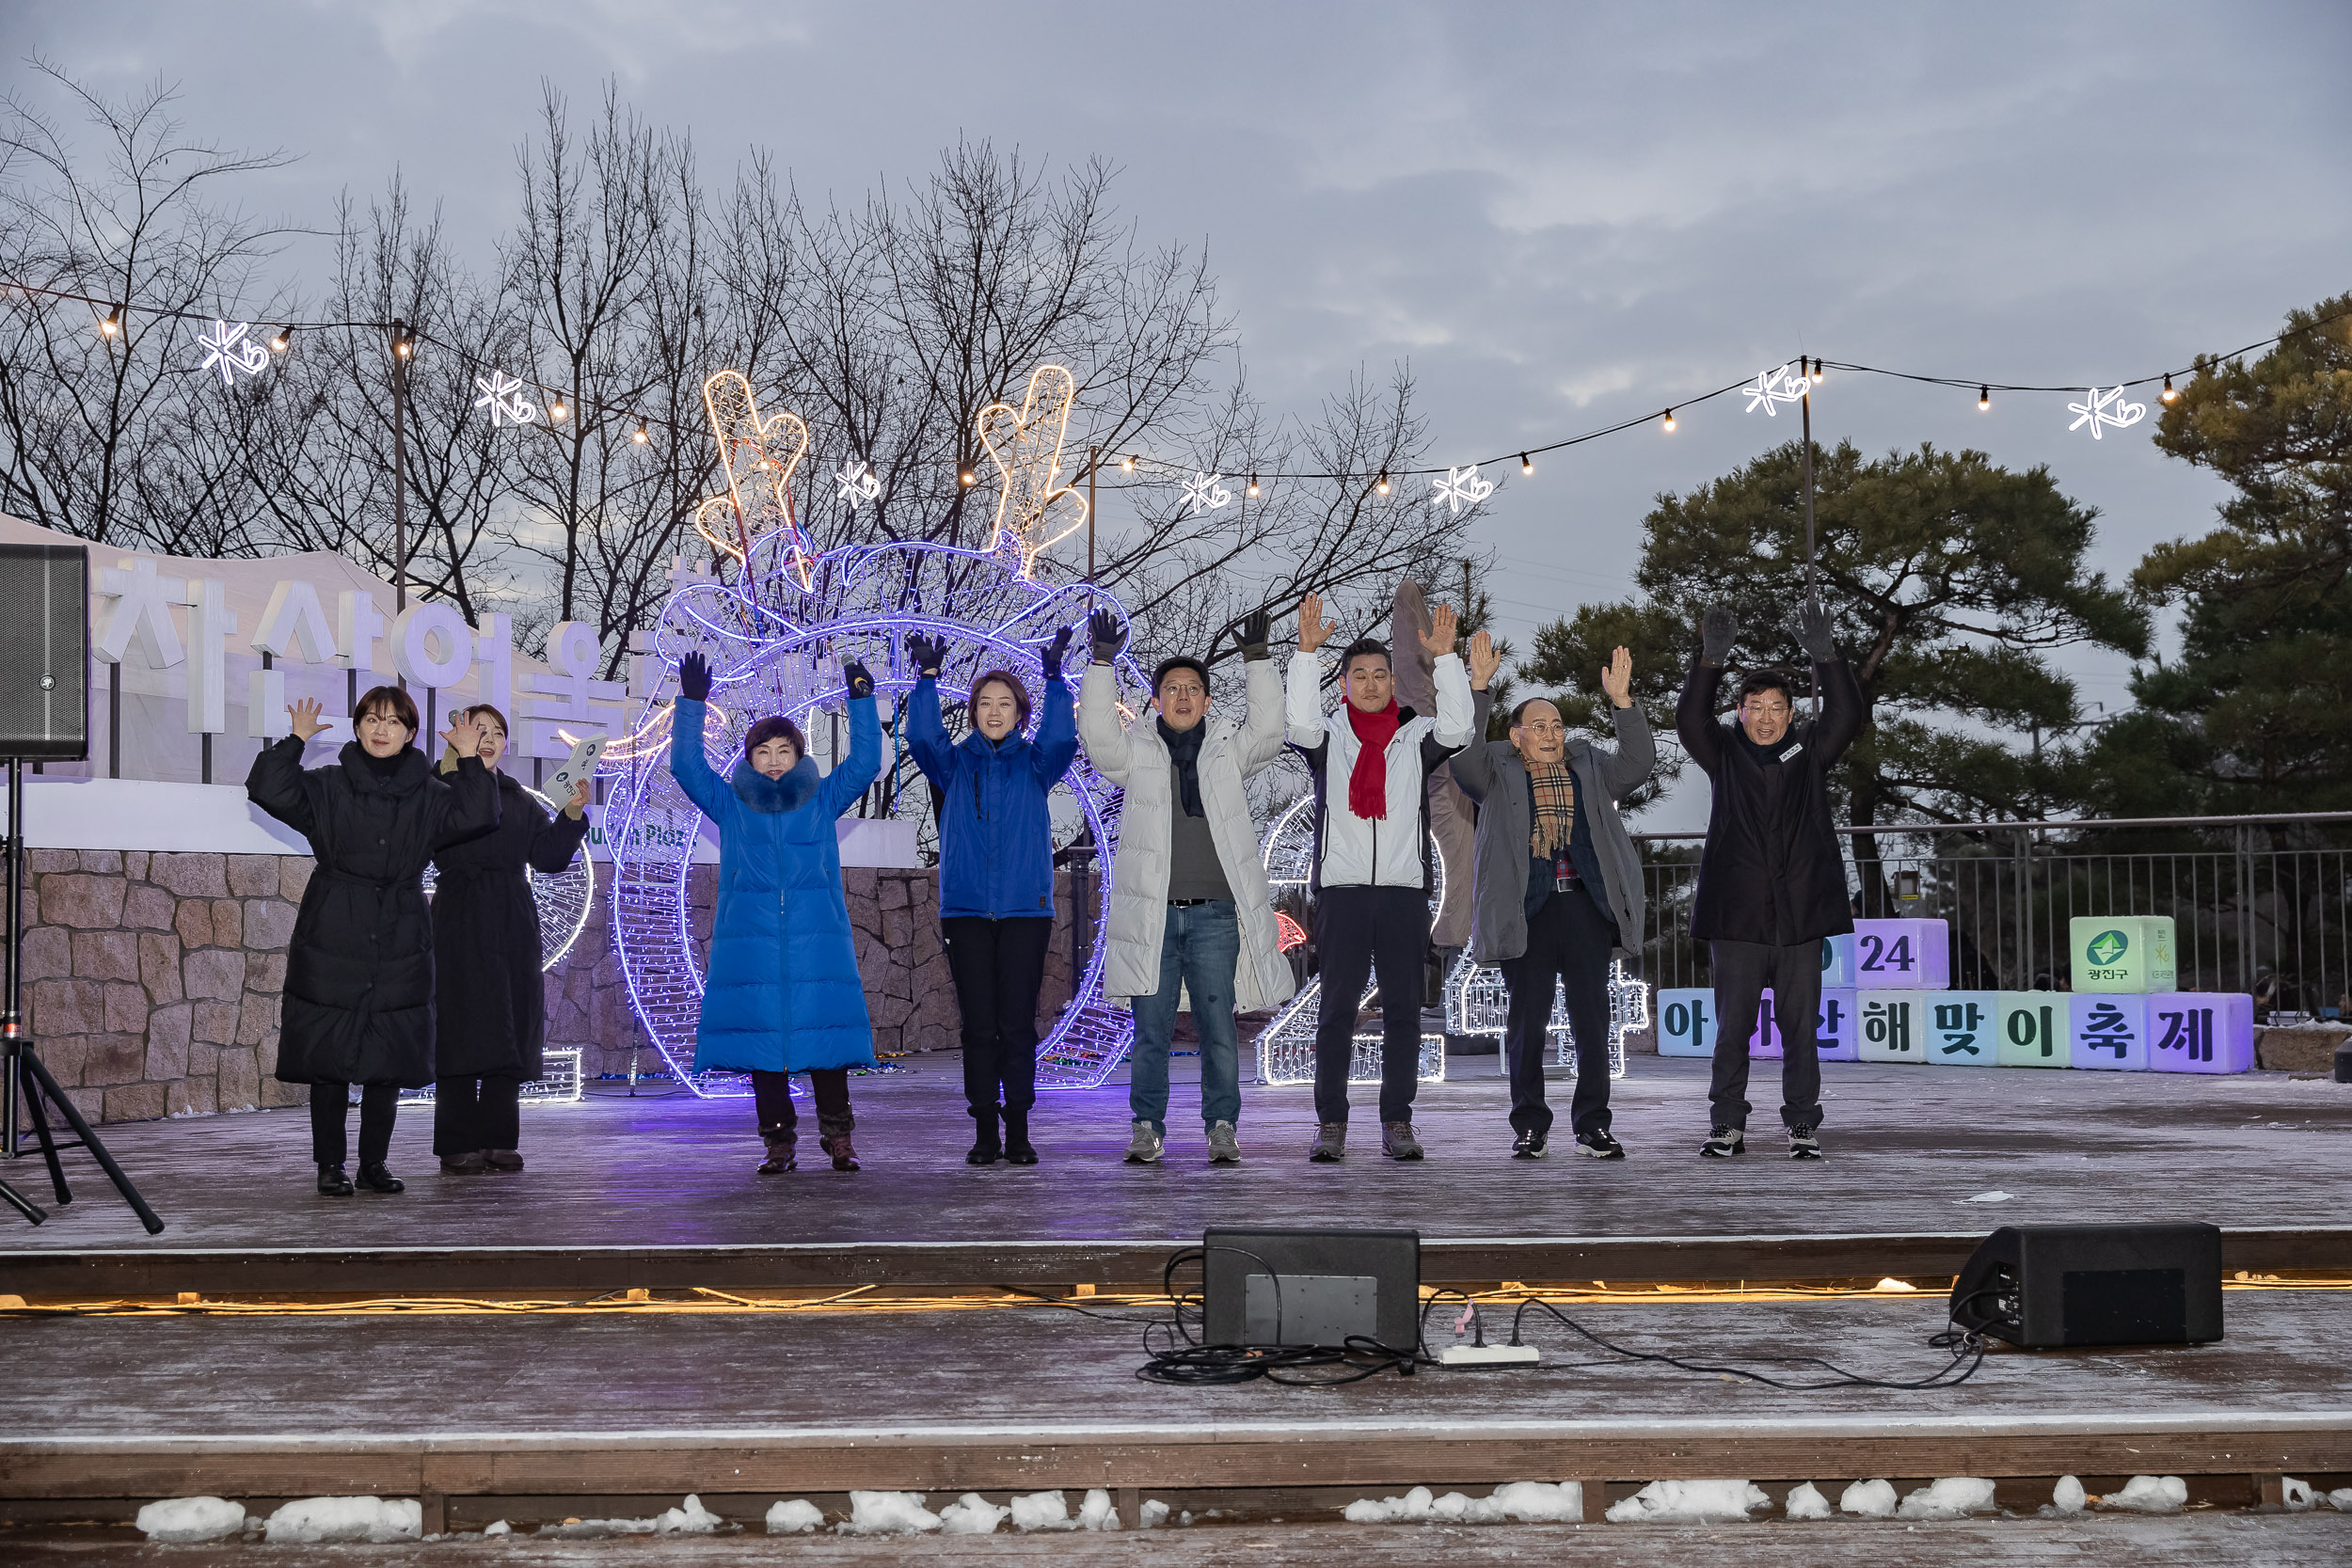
1793, 601, 1837, 662
677, 650, 712, 701
842, 660, 875, 700
1089, 608, 1126, 664
1041, 625, 1073, 681
1238, 608, 1271, 662
1700, 604, 1738, 667
906, 632, 946, 677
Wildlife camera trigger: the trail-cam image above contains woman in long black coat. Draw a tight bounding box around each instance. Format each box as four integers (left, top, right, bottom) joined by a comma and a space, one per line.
246, 685, 500, 1196
429, 703, 592, 1174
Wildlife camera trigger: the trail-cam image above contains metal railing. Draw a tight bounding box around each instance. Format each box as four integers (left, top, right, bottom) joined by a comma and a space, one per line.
1635, 812, 2352, 1020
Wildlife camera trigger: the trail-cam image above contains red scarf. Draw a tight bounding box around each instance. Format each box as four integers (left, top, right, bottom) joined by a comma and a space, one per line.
1345, 700, 1402, 819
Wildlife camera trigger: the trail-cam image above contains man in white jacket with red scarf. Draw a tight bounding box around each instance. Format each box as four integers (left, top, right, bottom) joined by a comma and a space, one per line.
1288, 593, 1474, 1162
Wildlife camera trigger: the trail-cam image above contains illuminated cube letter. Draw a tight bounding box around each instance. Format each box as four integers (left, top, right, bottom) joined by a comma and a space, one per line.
2068, 915, 2177, 993
1816, 990, 1858, 1062
1656, 990, 1713, 1057
1819, 933, 1856, 990
1857, 990, 1925, 1063
2147, 992, 2254, 1075
2069, 991, 2150, 1070
1925, 991, 1998, 1068
1851, 919, 1950, 990
1994, 991, 2071, 1069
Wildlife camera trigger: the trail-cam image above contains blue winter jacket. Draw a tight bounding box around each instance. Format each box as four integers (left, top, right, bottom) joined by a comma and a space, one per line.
670, 693, 882, 1074
906, 674, 1077, 920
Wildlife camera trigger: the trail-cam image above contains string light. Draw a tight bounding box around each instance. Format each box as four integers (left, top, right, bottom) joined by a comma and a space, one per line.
99, 303, 120, 338
1661, 408, 1677, 432
1120, 454, 1135, 472
268, 325, 292, 353
1246, 473, 1260, 498
958, 459, 977, 486
1375, 470, 1391, 496
1979, 386, 1991, 411
547, 396, 568, 422
2160, 373, 2178, 404
1808, 356, 1823, 385
390, 319, 414, 359
633, 420, 650, 444
1519, 452, 1533, 475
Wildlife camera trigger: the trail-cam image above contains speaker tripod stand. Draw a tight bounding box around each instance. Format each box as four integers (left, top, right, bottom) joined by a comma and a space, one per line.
0, 757, 164, 1232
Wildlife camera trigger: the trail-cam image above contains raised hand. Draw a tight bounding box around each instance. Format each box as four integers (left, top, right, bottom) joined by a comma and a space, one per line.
677, 650, 712, 702
439, 717, 480, 758
1467, 628, 1502, 690
1089, 608, 1126, 663
1700, 604, 1739, 666
842, 659, 876, 700
1297, 592, 1336, 654
1041, 625, 1073, 681
906, 632, 946, 677
1238, 608, 1271, 662
564, 776, 593, 819
287, 696, 327, 742
1600, 645, 1634, 708
1421, 603, 1459, 657
1793, 602, 1837, 662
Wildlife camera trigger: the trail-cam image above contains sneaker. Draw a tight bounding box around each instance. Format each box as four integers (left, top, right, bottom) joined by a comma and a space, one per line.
1699, 1126, 1745, 1159
1576, 1129, 1627, 1160
1123, 1120, 1165, 1164
1788, 1125, 1823, 1161
1511, 1130, 1548, 1159
1381, 1121, 1424, 1161
1309, 1122, 1346, 1163
1206, 1120, 1242, 1164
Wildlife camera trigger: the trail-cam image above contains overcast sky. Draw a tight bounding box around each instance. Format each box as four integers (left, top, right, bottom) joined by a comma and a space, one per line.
11, 2, 2349, 824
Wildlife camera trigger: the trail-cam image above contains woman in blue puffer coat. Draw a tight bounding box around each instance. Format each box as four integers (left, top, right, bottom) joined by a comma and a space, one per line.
670, 650, 882, 1174
905, 626, 1077, 1165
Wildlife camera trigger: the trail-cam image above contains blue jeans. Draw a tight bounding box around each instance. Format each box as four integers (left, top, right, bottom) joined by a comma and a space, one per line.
1128, 899, 1242, 1133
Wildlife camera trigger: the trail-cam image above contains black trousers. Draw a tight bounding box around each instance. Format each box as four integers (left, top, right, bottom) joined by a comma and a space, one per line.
1312, 884, 1430, 1126
1500, 882, 1619, 1139
752, 1069, 853, 1136
1707, 938, 1825, 1131
309, 1082, 398, 1166
942, 915, 1054, 1118
432, 1074, 520, 1157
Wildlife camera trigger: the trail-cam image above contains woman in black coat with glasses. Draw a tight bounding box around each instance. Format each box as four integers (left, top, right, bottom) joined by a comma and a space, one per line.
246, 685, 500, 1196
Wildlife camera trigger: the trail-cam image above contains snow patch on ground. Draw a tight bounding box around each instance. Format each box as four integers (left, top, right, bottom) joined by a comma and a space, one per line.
483, 1521, 513, 1537
1839, 1479, 1898, 1518
2052, 1476, 2087, 1514
1009, 1490, 1076, 1531
1898, 1478, 1997, 1519
1783, 1482, 1833, 1520
1343, 1482, 1582, 1524
1139, 1499, 1171, 1528
2100, 1475, 2188, 1513
1962, 1190, 2014, 1203
653, 1495, 723, 1534
263, 1497, 423, 1544
1076, 1488, 1120, 1529
2329, 1487, 2352, 1512
135, 1497, 246, 1543
2281, 1477, 2316, 1512
840, 1492, 941, 1534
937, 1494, 1009, 1534
1607, 1480, 1768, 1523
765, 1499, 824, 1535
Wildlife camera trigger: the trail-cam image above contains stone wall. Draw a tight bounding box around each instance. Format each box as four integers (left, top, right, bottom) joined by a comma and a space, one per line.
18, 850, 1089, 1125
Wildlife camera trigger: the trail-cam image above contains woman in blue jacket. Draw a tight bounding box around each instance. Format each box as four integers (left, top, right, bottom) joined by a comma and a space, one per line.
671, 650, 882, 1174
905, 626, 1077, 1165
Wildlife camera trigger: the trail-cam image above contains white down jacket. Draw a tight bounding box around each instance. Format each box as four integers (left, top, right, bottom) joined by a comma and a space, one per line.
1285, 649, 1475, 889
1078, 657, 1296, 1011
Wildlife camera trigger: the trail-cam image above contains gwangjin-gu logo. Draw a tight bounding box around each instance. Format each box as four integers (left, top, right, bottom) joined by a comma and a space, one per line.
2086, 929, 2129, 966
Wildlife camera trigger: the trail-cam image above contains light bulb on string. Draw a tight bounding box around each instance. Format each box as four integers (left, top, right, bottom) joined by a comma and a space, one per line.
1979, 386, 1991, 411
2160, 373, 2178, 404
1375, 470, 1391, 496
1661, 408, 1676, 433
959, 458, 977, 487
547, 397, 568, 422
1519, 452, 1534, 475
99, 304, 122, 338
1120, 454, 1135, 473
1246, 473, 1260, 498
389, 319, 414, 359
633, 420, 650, 444
1808, 356, 1823, 385
268, 325, 292, 354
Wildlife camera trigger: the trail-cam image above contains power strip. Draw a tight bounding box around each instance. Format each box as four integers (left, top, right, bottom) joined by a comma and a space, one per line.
1440, 1343, 1540, 1368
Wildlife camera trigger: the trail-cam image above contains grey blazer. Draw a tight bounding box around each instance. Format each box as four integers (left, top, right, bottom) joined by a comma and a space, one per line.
1450, 690, 1656, 966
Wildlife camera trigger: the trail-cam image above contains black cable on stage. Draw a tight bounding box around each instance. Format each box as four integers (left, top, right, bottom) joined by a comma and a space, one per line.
1502, 1292, 1992, 1392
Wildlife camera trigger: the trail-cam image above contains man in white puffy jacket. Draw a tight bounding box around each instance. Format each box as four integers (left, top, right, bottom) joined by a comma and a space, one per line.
1287, 592, 1474, 1162
1079, 609, 1295, 1165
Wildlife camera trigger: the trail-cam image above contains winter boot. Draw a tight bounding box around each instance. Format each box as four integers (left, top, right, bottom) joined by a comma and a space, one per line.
966, 1105, 1002, 1166
1308, 1122, 1346, 1163
1002, 1110, 1039, 1166
757, 1124, 797, 1175
356, 1161, 405, 1195
317, 1163, 355, 1197
818, 1115, 861, 1172
1380, 1121, 1425, 1161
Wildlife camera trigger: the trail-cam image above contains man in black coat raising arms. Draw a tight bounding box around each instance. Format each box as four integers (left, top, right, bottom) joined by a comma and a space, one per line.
1677, 602, 1860, 1161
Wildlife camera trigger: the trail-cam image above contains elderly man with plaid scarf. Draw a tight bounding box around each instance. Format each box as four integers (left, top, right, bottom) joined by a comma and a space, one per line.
1451, 632, 1655, 1159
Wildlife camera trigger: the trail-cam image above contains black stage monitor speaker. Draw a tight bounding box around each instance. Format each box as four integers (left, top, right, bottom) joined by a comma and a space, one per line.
0, 544, 89, 760
1202, 1227, 1421, 1351
1949, 1223, 2222, 1349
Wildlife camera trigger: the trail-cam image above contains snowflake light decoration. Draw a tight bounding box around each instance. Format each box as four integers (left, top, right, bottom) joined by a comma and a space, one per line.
197, 320, 269, 386
1742, 361, 1809, 417
472, 372, 540, 427
1429, 464, 1494, 515
1180, 471, 1234, 516
834, 458, 882, 510
2067, 385, 2147, 440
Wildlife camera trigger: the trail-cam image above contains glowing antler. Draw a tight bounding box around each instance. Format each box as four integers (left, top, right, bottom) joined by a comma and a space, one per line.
694, 371, 815, 589
977, 363, 1089, 578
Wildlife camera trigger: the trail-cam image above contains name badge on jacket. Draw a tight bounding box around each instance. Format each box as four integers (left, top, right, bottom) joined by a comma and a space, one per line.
1778, 741, 1804, 762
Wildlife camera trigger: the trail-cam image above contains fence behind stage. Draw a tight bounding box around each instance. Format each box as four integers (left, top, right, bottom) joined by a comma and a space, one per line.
1633, 812, 2352, 1023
